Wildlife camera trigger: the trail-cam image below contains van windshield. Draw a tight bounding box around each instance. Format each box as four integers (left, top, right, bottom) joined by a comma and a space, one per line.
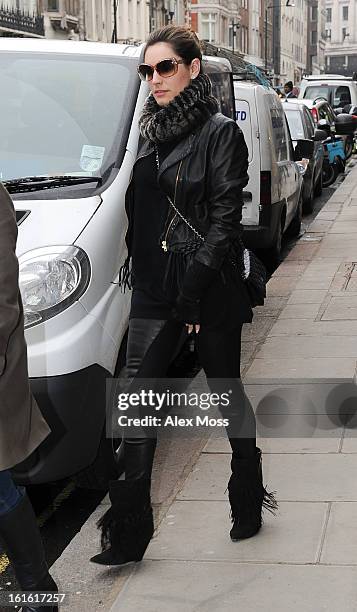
304, 85, 329, 103
0, 52, 138, 183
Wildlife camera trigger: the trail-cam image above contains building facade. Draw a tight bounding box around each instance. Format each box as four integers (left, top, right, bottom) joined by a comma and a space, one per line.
0, 0, 44, 37
280, 0, 308, 85
324, 0, 357, 75
306, 0, 326, 74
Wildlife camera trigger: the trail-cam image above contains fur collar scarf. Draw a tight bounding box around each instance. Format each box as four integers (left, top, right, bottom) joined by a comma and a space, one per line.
138, 72, 219, 144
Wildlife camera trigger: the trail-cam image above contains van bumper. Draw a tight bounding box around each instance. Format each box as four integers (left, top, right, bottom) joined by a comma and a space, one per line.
242, 201, 284, 249
11, 364, 110, 485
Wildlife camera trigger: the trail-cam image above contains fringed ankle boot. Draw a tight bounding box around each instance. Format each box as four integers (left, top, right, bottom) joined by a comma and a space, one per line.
90, 479, 154, 566
227, 447, 278, 541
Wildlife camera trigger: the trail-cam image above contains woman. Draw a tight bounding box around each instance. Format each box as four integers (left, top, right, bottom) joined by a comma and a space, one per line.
91, 25, 277, 567
0, 183, 58, 611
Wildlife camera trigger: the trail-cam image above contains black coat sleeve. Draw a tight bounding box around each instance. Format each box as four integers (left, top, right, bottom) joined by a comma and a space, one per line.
194, 120, 249, 271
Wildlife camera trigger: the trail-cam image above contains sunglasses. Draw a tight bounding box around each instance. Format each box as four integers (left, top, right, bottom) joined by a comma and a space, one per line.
137, 57, 185, 82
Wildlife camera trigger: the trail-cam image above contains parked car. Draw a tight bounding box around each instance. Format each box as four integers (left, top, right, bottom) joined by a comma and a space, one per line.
298, 74, 357, 110
282, 99, 325, 213
234, 79, 313, 268
0, 39, 236, 486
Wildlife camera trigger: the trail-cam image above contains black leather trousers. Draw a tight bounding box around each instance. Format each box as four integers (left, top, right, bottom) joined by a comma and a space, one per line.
121, 318, 256, 482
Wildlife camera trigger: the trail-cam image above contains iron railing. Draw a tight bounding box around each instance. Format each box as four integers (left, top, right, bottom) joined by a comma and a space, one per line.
0, 5, 45, 37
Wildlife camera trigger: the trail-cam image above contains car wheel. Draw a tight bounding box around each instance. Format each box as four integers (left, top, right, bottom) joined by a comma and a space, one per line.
303, 180, 314, 215
286, 193, 302, 238
345, 136, 354, 161
260, 215, 283, 273
314, 170, 323, 197
322, 161, 336, 187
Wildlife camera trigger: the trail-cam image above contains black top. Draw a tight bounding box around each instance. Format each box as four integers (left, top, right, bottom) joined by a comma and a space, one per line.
129, 139, 179, 320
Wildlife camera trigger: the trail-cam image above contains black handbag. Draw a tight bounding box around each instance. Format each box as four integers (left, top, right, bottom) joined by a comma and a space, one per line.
155, 146, 266, 308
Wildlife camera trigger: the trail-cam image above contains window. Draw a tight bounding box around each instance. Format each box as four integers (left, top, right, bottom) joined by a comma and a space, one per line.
342, 27, 348, 40
285, 109, 305, 140
311, 6, 317, 20
270, 107, 288, 161
47, 0, 59, 10
201, 13, 216, 43
304, 85, 329, 102
326, 8, 332, 21
333, 85, 351, 108
343, 6, 349, 20
325, 29, 331, 39
311, 30, 317, 44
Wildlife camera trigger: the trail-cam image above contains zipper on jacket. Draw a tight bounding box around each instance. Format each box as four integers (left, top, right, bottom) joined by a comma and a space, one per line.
161, 160, 183, 251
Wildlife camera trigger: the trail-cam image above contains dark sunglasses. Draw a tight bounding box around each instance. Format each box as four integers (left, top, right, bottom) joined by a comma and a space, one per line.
137, 57, 185, 81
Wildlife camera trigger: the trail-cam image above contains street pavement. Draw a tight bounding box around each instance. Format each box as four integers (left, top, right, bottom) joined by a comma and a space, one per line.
52, 164, 357, 611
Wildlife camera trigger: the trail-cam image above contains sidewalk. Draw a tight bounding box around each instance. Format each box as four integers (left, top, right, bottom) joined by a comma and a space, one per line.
52, 165, 357, 611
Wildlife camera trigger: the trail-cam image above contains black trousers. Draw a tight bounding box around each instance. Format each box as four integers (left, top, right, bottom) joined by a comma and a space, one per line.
121, 318, 257, 482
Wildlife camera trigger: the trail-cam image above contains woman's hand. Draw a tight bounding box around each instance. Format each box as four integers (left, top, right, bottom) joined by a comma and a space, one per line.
172, 293, 200, 329
186, 323, 200, 334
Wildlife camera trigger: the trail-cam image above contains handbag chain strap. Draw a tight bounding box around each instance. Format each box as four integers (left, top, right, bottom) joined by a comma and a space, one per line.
154, 145, 205, 243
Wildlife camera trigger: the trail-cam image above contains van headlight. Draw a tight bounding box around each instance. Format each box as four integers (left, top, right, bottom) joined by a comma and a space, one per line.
19, 246, 91, 329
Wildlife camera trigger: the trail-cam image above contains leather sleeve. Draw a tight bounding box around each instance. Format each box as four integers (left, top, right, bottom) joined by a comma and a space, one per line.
194, 120, 249, 271
0, 184, 20, 376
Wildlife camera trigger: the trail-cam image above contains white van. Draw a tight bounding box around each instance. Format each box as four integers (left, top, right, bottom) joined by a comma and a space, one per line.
298, 74, 357, 111
234, 80, 305, 264
0, 39, 236, 486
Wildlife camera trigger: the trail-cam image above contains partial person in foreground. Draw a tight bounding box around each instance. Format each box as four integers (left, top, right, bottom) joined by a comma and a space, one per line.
0, 183, 58, 611
91, 25, 278, 567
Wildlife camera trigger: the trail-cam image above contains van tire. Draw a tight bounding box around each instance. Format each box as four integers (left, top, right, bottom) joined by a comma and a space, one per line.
75, 331, 128, 490
260, 217, 283, 272
314, 170, 323, 197
287, 194, 302, 238
303, 185, 314, 215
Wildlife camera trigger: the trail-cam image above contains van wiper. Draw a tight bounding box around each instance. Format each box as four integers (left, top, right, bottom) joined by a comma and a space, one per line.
4, 175, 102, 194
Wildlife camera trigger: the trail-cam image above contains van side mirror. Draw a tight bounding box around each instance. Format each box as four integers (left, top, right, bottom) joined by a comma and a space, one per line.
294, 138, 314, 160
313, 128, 328, 141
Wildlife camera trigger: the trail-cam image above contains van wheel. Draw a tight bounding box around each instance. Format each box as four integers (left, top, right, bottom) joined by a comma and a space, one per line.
75, 331, 128, 490
260, 217, 283, 273
302, 185, 314, 215
314, 170, 323, 197
287, 194, 302, 238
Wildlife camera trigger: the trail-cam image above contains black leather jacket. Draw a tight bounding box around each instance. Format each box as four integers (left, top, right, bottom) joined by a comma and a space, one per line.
119, 112, 249, 289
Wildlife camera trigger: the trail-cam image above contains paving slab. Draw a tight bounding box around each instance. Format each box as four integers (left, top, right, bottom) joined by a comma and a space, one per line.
315, 210, 340, 221
176, 453, 357, 502
284, 242, 320, 262
244, 357, 357, 382
203, 426, 343, 453
320, 295, 357, 320
144, 500, 326, 564
286, 290, 327, 305
271, 261, 308, 277
294, 277, 333, 290
306, 219, 333, 233
321, 502, 357, 565
329, 221, 357, 233
110, 561, 357, 612
317, 235, 357, 258
255, 336, 357, 359
266, 276, 299, 297
267, 319, 357, 337
277, 303, 321, 319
